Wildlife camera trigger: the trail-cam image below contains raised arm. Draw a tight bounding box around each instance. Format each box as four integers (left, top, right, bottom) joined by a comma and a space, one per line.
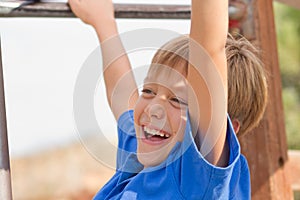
188, 0, 229, 166
68, 0, 138, 120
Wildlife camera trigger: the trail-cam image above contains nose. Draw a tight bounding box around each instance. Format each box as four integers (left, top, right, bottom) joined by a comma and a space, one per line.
145, 103, 166, 120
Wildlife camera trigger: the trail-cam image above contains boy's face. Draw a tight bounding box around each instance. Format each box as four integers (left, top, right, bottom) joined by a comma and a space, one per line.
134, 64, 188, 168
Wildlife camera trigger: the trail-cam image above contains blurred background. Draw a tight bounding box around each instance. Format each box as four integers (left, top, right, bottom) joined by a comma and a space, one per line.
274, 3, 300, 199
274, 2, 300, 150
0, 0, 299, 199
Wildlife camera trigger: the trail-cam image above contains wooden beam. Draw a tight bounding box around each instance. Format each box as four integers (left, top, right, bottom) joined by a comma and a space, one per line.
239, 0, 293, 199
275, 0, 300, 10
287, 150, 300, 191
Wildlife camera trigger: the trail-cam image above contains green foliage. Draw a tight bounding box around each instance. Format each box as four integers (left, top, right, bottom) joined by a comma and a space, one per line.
295, 191, 300, 200
282, 88, 300, 149
274, 2, 300, 149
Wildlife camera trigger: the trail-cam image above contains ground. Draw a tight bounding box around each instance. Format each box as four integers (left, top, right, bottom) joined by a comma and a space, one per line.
10, 140, 300, 199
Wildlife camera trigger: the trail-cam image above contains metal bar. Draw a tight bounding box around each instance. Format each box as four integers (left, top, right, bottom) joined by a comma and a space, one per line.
0, 2, 256, 39
0, 38, 13, 199
0, 3, 191, 19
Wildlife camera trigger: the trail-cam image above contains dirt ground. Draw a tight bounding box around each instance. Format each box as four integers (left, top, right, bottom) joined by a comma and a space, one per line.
10, 141, 300, 199
11, 141, 115, 200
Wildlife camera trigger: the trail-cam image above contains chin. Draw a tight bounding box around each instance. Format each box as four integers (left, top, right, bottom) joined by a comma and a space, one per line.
136, 148, 168, 168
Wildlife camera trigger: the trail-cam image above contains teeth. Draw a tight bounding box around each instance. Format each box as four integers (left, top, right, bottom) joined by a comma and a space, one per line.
143, 126, 171, 138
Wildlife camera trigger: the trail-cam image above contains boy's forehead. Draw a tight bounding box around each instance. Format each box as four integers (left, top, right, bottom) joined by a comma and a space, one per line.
147, 63, 186, 78
144, 65, 187, 92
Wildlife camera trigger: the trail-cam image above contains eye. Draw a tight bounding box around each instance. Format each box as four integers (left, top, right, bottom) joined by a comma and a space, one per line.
141, 88, 153, 94
169, 97, 188, 108
170, 97, 181, 104
141, 88, 156, 98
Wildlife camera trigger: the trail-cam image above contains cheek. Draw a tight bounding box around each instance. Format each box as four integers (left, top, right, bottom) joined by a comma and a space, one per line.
133, 97, 146, 125
176, 119, 187, 142
168, 108, 187, 131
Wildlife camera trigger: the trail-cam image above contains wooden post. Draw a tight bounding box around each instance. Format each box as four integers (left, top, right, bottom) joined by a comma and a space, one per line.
239, 0, 293, 199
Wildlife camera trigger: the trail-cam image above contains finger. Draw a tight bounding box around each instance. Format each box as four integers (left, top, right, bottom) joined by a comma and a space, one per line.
68, 0, 80, 14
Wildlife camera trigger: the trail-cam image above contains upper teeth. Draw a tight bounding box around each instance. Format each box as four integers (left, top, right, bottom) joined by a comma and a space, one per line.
144, 127, 170, 138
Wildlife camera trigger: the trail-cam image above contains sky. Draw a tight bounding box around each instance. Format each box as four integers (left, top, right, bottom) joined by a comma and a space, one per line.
0, 0, 191, 157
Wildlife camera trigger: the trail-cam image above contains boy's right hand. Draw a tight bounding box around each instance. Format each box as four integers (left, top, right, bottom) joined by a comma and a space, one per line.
68, 0, 115, 28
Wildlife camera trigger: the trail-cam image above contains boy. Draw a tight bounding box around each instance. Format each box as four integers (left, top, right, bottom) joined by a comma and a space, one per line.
69, 0, 267, 199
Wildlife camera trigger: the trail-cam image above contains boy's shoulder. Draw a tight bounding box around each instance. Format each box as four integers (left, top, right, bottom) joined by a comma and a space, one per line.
174, 114, 250, 199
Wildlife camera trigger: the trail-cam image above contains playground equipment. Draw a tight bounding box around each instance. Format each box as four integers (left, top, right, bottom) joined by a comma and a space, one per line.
0, 0, 298, 199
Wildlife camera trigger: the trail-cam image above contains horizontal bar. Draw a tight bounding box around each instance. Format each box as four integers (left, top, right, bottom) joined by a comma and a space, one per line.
0, 3, 191, 19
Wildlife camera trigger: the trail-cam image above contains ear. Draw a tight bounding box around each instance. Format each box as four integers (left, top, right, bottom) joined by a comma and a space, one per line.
231, 119, 240, 134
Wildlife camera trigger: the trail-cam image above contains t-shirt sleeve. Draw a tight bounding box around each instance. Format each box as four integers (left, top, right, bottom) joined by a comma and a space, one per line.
174, 114, 251, 199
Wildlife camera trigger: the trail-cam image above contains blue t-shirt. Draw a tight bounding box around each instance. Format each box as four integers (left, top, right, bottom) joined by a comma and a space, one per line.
94, 110, 250, 200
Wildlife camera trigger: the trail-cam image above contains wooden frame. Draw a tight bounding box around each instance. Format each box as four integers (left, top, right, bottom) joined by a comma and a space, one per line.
239, 0, 293, 199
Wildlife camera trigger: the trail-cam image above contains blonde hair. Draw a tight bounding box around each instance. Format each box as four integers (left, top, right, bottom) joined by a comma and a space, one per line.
226, 35, 268, 136
151, 35, 189, 77
150, 34, 268, 137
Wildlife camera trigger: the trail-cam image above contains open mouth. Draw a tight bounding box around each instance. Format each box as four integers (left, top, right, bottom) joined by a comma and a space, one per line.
143, 126, 171, 141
